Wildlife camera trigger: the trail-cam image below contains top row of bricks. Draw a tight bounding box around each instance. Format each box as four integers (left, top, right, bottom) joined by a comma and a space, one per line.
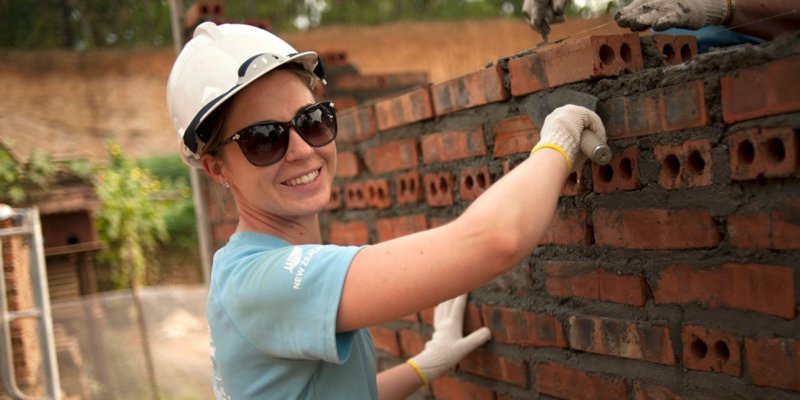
337, 33, 697, 143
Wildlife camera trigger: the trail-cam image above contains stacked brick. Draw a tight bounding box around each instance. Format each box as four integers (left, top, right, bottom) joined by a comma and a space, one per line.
314, 32, 800, 399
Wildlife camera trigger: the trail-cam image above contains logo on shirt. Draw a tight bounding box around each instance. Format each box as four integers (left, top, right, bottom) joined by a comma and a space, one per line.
284, 246, 304, 274
284, 246, 322, 290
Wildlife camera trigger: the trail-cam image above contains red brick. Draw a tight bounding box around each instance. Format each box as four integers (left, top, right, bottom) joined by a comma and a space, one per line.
399, 328, 425, 357
563, 164, 592, 196
654, 263, 795, 319
728, 127, 799, 180
534, 362, 628, 400
681, 325, 741, 376
431, 375, 496, 400
654, 139, 713, 189
459, 349, 528, 387
597, 80, 709, 139
650, 34, 697, 66
568, 315, 676, 365
368, 326, 401, 357
395, 171, 422, 205
375, 214, 428, 242
464, 303, 484, 334
593, 208, 720, 249
318, 50, 348, 67
432, 64, 509, 116
331, 95, 359, 110
509, 33, 642, 96
328, 221, 369, 245
364, 179, 391, 209
424, 172, 455, 207
184, 1, 224, 31
421, 127, 487, 164
493, 115, 539, 157
721, 57, 800, 123
728, 200, 800, 249
330, 72, 427, 91
541, 208, 592, 245
343, 181, 368, 209
374, 86, 434, 131
420, 307, 434, 325
481, 305, 567, 348
592, 145, 641, 193
459, 164, 492, 201
325, 185, 342, 211
632, 382, 682, 400
744, 336, 800, 391
336, 151, 360, 178
363, 138, 419, 174
337, 104, 377, 144
543, 262, 646, 306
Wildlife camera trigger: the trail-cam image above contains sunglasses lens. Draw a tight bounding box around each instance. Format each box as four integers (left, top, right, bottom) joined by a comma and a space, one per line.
296, 103, 337, 147
237, 124, 288, 166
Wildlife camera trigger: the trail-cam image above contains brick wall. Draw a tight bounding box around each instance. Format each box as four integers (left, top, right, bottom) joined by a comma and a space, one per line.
1, 220, 44, 396
207, 31, 800, 399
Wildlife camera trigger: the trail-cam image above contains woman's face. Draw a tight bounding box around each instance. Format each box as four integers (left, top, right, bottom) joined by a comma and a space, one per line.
211, 69, 337, 219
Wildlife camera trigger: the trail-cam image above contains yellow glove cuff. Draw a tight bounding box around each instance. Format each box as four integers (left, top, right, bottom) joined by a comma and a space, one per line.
531, 143, 572, 172
406, 359, 429, 385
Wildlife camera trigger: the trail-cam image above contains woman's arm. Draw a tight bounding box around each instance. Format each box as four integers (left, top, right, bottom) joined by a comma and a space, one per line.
336, 105, 602, 332
376, 363, 424, 400
337, 148, 568, 332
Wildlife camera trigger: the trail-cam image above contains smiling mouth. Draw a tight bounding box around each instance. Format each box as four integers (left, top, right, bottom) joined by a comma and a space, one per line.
283, 168, 320, 187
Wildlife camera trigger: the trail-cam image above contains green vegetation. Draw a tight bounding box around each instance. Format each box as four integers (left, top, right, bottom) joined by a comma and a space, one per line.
0, 146, 93, 206
0, 0, 613, 49
94, 144, 169, 288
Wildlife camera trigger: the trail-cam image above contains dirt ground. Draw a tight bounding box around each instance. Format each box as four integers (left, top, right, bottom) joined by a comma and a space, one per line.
0, 16, 628, 161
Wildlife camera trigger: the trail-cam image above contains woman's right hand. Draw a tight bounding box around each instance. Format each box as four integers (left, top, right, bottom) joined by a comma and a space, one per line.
531, 104, 606, 172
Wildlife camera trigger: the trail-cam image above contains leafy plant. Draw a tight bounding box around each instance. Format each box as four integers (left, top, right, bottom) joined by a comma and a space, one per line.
94, 143, 168, 288
0, 146, 58, 206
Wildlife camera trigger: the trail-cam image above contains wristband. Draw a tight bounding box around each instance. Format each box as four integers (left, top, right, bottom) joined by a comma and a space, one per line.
531, 143, 572, 172
406, 359, 429, 385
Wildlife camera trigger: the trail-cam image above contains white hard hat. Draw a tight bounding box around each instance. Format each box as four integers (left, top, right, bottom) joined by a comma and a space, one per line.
166, 22, 326, 167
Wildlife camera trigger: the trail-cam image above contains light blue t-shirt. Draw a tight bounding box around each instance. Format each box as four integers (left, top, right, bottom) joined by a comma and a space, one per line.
207, 231, 376, 399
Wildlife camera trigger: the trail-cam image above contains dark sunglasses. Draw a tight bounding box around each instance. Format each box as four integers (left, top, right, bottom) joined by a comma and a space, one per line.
218, 101, 337, 167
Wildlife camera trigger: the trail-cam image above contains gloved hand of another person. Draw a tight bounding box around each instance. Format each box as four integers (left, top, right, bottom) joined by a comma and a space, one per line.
531, 104, 606, 173
522, 0, 570, 41
615, 0, 732, 31
407, 294, 491, 384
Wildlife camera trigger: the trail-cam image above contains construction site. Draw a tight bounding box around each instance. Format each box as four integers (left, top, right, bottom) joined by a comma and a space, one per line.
1, 0, 799, 399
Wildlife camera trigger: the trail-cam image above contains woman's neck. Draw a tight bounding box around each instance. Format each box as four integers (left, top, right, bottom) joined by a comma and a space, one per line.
236, 205, 323, 245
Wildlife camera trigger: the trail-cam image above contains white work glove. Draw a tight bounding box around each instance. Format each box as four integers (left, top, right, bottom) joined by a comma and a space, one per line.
531, 105, 606, 173
615, 0, 732, 31
407, 294, 491, 384
522, 0, 570, 41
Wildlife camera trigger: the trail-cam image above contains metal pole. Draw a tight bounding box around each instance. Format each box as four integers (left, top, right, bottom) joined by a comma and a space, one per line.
167, 0, 213, 286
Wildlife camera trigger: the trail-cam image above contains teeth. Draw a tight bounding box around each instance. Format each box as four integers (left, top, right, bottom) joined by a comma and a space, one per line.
285, 170, 319, 187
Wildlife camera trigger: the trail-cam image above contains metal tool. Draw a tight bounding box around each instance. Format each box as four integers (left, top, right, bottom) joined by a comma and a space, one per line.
523, 88, 612, 165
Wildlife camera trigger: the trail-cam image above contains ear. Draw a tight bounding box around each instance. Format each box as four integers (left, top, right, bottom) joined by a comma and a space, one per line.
200, 153, 226, 185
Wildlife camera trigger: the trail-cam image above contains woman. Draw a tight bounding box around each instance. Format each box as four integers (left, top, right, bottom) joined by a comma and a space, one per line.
167, 22, 605, 400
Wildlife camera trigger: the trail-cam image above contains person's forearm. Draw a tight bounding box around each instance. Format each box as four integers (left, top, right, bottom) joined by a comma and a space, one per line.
730, 0, 799, 39
377, 362, 423, 400
337, 149, 568, 331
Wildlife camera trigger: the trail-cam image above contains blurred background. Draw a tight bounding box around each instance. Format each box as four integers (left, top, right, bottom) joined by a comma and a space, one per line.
0, 1, 622, 399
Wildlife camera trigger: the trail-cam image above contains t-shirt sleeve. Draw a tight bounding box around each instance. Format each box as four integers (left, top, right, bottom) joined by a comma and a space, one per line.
218, 244, 364, 363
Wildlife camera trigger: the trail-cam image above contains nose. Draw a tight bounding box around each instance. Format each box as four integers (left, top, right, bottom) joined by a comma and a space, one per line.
283, 127, 315, 162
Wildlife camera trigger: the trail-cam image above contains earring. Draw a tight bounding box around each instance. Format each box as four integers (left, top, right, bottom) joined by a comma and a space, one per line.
222, 182, 230, 188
